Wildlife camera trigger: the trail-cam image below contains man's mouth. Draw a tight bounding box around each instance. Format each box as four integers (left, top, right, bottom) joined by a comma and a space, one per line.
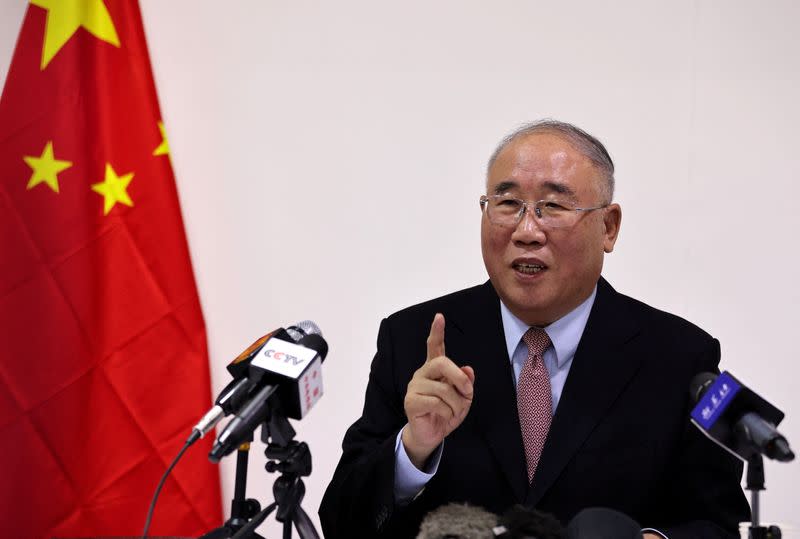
513, 262, 546, 275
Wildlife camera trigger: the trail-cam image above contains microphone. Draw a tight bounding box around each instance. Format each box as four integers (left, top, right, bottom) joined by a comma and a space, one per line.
689, 371, 794, 462
564, 508, 643, 538
209, 326, 328, 462
416, 503, 500, 539
497, 505, 565, 538
416, 503, 568, 539
188, 322, 321, 445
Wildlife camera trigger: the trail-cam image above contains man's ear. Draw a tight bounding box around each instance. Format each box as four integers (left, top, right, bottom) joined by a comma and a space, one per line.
602, 203, 622, 253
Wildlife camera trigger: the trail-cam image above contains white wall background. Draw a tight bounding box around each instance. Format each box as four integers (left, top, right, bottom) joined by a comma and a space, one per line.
2, 0, 799, 535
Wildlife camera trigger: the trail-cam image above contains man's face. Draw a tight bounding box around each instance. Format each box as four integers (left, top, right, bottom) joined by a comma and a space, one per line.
481, 132, 622, 326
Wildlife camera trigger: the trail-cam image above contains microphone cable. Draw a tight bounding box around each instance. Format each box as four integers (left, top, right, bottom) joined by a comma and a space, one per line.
141, 438, 193, 538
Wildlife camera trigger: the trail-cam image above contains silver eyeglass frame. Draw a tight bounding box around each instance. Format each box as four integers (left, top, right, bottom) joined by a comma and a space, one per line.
479, 194, 609, 228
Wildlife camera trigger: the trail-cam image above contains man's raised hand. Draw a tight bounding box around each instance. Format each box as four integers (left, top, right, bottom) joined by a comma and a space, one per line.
402, 313, 475, 469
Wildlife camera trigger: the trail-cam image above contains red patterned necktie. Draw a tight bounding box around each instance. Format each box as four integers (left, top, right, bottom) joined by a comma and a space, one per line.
518, 327, 553, 482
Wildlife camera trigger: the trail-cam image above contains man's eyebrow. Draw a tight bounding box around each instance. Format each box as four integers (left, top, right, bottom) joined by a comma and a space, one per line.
492, 180, 577, 198
492, 181, 518, 194
541, 181, 576, 198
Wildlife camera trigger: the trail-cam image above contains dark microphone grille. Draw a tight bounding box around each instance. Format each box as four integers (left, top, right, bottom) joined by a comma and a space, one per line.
565, 507, 641, 539
499, 505, 565, 538
689, 372, 718, 404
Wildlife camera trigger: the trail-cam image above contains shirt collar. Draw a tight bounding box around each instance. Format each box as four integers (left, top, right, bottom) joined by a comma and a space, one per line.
499, 285, 598, 368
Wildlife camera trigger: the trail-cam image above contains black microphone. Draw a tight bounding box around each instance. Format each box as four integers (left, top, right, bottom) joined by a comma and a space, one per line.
689, 371, 794, 462
497, 505, 566, 538
188, 323, 320, 445
209, 325, 328, 462
564, 508, 643, 539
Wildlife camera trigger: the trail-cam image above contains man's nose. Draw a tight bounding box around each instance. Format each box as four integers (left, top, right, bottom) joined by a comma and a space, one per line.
511, 207, 546, 245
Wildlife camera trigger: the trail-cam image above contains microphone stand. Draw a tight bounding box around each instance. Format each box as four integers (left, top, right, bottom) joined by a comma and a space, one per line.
230, 405, 320, 539
745, 455, 781, 539
200, 432, 264, 539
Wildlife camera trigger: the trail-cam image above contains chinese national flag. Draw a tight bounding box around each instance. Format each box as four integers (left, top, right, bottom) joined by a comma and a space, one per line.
0, 1, 223, 537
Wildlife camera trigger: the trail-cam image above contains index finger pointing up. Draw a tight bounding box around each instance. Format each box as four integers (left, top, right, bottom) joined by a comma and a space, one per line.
426, 313, 446, 361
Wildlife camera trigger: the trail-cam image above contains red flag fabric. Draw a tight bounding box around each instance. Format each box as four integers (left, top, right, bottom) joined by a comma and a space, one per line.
0, 1, 223, 537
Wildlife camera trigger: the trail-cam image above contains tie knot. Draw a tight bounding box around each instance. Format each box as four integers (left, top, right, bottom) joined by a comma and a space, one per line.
522, 327, 551, 357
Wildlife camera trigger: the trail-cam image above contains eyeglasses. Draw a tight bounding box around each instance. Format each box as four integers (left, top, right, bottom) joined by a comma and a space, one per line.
479, 194, 609, 228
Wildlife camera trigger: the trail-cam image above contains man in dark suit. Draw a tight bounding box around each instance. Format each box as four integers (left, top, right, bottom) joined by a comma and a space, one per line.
319, 120, 749, 538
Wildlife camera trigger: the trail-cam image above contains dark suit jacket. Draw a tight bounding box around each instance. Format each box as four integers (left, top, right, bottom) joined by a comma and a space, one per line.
319, 278, 750, 538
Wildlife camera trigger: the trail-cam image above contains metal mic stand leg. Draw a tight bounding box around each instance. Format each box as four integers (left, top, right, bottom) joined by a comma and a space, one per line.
291, 505, 320, 539
201, 437, 264, 539
746, 455, 781, 539
266, 443, 318, 539
259, 409, 320, 539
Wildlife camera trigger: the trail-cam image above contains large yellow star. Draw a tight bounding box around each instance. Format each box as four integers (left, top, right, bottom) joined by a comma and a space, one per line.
23, 141, 73, 193
91, 163, 134, 215
152, 121, 170, 157
30, 0, 120, 70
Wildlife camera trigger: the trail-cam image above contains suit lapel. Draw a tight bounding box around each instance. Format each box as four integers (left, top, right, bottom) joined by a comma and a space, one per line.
525, 278, 643, 506
448, 282, 529, 503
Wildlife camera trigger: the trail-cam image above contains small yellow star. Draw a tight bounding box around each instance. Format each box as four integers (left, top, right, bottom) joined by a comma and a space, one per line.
91, 163, 134, 215
153, 121, 170, 157
30, 0, 120, 70
23, 141, 73, 193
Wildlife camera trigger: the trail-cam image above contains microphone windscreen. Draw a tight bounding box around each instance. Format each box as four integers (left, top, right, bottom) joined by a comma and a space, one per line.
287, 319, 322, 339
416, 503, 498, 539
498, 504, 566, 538
565, 508, 643, 539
